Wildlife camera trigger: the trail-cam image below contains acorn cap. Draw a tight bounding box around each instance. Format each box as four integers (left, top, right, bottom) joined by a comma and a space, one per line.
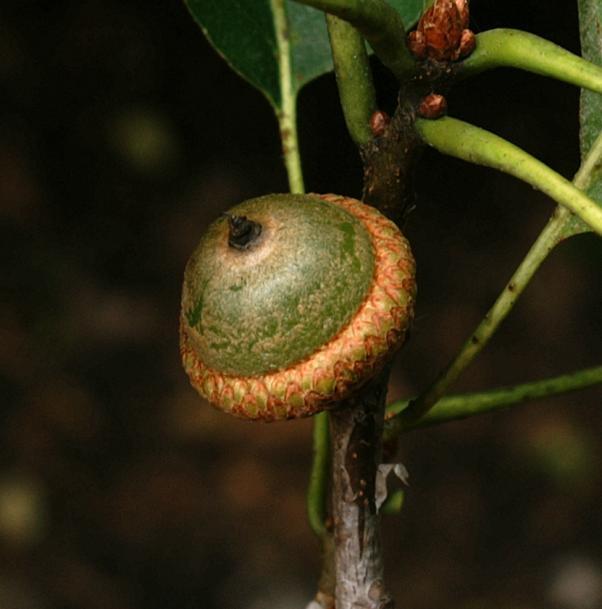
180, 193, 416, 421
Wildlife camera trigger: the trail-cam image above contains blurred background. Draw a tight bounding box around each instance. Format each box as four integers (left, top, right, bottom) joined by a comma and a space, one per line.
1, 1, 601, 608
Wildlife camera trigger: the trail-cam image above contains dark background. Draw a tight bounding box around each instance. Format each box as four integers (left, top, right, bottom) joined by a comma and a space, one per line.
1, 1, 601, 608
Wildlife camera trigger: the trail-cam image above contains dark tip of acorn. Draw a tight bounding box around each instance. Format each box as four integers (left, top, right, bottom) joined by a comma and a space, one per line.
225, 213, 262, 250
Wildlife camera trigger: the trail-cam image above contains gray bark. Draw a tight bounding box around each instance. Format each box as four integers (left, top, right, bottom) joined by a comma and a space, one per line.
329, 372, 394, 609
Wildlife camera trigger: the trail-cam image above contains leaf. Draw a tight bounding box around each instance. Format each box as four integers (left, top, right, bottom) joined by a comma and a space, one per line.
287, 2, 333, 96
566, 0, 602, 235
579, 0, 602, 157
184, 0, 428, 110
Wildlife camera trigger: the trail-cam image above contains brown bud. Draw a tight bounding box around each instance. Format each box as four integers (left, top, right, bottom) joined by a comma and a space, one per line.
417, 93, 448, 119
407, 30, 427, 59
456, 28, 476, 59
454, 0, 470, 30
419, 0, 463, 61
416, 0, 473, 61
369, 110, 390, 138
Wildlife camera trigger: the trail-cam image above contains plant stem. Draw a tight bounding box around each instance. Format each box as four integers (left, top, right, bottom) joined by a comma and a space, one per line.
307, 411, 330, 538
271, 9, 335, 602
561, 129, 602, 237
271, 0, 305, 194
326, 15, 377, 146
329, 370, 393, 609
293, 0, 414, 81
386, 365, 602, 435
271, 1, 330, 552
271, 0, 331, 551
574, 127, 602, 191
416, 116, 602, 235
460, 29, 602, 94
400, 205, 569, 423
312, 9, 419, 605
309, 532, 336, 609
398, 118, 602, 424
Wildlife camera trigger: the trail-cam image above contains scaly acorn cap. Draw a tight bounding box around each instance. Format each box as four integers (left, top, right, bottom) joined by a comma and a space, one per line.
180, 193, 416, 421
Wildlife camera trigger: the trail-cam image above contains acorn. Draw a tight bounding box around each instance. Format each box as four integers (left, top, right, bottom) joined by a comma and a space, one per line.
180, 193, 416, 421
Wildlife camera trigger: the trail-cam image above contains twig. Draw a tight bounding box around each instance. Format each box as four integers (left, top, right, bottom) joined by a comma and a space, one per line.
271, 0, 305, 193
386, 365, 602, 437
415, 116, 602, 235
326, 15, 377, 146
329, 370, 393, 609
398, 204, 569, 423
398, 121, 602, 424
307, 411, 330, 538
460, 29, 602, 94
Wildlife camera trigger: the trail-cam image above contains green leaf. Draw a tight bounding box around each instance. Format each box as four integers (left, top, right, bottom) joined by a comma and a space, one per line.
579, 0, 602, 156
388, 0, 432, 32
184, 0, 427, 110
567, 0, 602, 235
287, 2, 333, 97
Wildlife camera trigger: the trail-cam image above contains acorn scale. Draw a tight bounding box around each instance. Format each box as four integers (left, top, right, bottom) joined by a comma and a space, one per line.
180, 193, 416, 421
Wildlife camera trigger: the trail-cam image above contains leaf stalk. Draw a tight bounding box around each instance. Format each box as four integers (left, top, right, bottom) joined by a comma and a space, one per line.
415, 116, 602, 235
326, 15, 377, 146
307, 411, 330, 538
272, 0, 305, 193
461, 28, 602, 95
396, 118, 602, 425
386, 365, 602, 435
293, 0, 415, 80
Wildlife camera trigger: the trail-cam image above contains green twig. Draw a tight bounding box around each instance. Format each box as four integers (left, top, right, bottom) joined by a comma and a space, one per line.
386, 365, 602, 434
271, 0, 305, 194
271, 0, 329, 540
293, 0, 414, 81
399, 204, 570, 423
307, 411, 330, 538
326, 15, 377, 146
460, 29, 602, 95
574, 128, 602, 191
397, 118, 602, 425
561, 129, 602, 238
416, 116, 602, 235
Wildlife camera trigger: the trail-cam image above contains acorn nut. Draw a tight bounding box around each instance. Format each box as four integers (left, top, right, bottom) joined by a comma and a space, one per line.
180, 193, 416, 421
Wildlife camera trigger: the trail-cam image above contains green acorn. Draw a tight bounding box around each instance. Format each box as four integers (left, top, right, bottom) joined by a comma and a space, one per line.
180, 193, 416, 421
